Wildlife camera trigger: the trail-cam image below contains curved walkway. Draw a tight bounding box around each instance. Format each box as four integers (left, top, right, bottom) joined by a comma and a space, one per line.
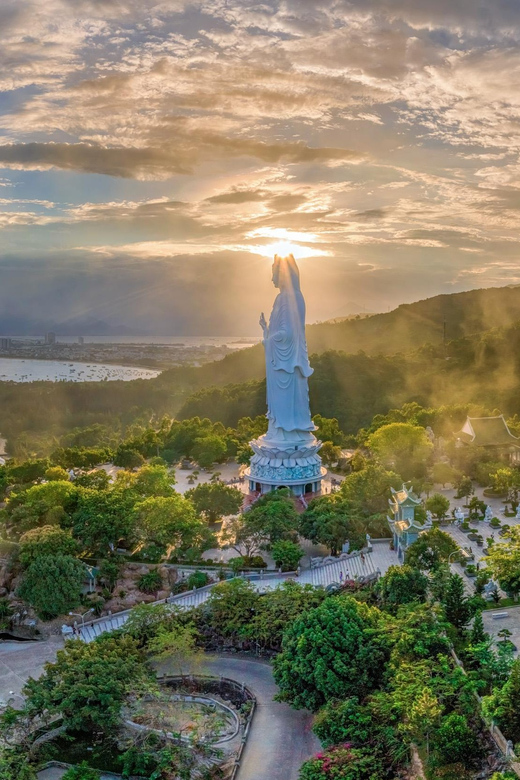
203, 655, 320, 780
32, 652, 319, 780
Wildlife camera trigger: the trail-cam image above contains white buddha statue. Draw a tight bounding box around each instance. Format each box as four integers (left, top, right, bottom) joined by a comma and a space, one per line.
259, 254, 315, 442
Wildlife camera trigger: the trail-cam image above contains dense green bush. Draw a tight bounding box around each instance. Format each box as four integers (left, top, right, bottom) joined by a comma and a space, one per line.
186, 570, 209, 589
273, 596, 390, 711
432, 713, 481, 766
137, 569, 163, 594
17, 554, 85, 619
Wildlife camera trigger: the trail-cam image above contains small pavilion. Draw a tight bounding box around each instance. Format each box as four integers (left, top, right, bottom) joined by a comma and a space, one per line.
387, 483, 431, 560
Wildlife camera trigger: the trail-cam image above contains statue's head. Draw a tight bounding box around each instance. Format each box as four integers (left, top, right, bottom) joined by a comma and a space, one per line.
272, 254, 300, 291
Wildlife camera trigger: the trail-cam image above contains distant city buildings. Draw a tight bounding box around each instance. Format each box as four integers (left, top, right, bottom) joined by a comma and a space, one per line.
0, 337, 238, 370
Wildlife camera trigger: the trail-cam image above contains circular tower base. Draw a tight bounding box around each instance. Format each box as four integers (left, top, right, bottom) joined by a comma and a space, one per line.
244, 432, 327, 497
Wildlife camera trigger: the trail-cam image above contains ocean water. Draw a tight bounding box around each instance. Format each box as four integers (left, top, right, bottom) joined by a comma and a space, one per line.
0, 359, 160, 383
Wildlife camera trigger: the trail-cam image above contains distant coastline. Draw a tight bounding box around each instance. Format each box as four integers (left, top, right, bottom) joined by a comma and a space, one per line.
0, 335, 261, 372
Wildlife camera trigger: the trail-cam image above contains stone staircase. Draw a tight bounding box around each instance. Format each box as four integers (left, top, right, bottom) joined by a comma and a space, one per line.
76, 553, 379, 642
300, 552, 377, 588
76, 584, 216, 643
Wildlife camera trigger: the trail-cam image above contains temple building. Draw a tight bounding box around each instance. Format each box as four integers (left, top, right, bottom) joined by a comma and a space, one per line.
387, 484, 431, 560
456, 415, 520, 464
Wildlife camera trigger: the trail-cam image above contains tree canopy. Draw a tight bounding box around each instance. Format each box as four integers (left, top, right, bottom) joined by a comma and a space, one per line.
19, 526, 79, 568
185, 481, 243, 522
134, 494, 211, 553
17, 554, 85, 619
405, 528, 458, 571
23, 635, 151, 733
368, 422, 433, 479
486, 527, 520, 597
273, 596, 390, 711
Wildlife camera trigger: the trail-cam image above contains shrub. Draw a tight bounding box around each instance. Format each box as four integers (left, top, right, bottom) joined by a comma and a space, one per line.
137, 569, 163, 594
299, 744, 384, 780
229, 555, 266, 573
186, 570, 209, 589
62, 762, 101, 780
490, 517, 501, 528
433, 713, 481, 766
271, 540, 303, 571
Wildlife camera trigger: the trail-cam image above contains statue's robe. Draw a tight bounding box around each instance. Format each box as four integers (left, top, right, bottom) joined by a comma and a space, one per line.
264, 286, 314, 434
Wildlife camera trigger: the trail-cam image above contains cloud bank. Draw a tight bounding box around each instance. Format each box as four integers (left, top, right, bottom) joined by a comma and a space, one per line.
1, 0, 520, 331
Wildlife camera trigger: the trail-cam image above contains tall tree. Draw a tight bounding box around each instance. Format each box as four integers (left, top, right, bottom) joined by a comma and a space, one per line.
367, 422, 433, 479
405, 528, 458, 572
19, 526, 79, 568
23, 635, 150, 733
185, 481, 243, 522
240, 490, 299, 547
72, 487, 137, 553
375, 565, 428, 611
134, 494, 211, 553
205, 579, 260, 644
273, 596, 390, 711
443, 574, 472, 631
299, 495, 353, 554
17, 554, 85, 619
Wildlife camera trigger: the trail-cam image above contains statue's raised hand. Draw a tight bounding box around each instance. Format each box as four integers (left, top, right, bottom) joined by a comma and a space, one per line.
259, 312, 267, 333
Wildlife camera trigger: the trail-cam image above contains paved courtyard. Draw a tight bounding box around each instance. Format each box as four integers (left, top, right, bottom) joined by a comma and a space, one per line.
483, 605, 520, 651
430, 484, 520, 588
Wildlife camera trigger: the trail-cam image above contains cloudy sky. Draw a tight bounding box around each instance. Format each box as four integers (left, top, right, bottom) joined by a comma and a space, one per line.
2, 0, 520, 333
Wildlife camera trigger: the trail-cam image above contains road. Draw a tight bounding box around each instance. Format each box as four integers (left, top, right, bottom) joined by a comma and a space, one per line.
203, 654, 320, 780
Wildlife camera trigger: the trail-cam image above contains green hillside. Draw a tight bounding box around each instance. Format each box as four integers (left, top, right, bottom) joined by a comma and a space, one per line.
4, 284, 520, 455
306, 284, 520, 355
178, 321, 520, 432
165, 283, 520, 388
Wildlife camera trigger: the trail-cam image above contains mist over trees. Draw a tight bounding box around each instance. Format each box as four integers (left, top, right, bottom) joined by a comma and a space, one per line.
5, 287, 520, 460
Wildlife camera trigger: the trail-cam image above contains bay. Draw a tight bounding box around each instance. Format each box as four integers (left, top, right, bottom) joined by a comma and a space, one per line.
0, 358, 160, 383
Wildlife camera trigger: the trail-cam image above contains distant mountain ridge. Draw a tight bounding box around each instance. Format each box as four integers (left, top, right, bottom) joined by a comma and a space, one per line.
305, 284, 520, 356
0, 316, 137, 337
181, 283, 520, 389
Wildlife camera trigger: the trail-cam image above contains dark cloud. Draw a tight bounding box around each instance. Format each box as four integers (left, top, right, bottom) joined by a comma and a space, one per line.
205, 189, 268, 204
351, 208, 391, 221
0, 138, 363, 179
